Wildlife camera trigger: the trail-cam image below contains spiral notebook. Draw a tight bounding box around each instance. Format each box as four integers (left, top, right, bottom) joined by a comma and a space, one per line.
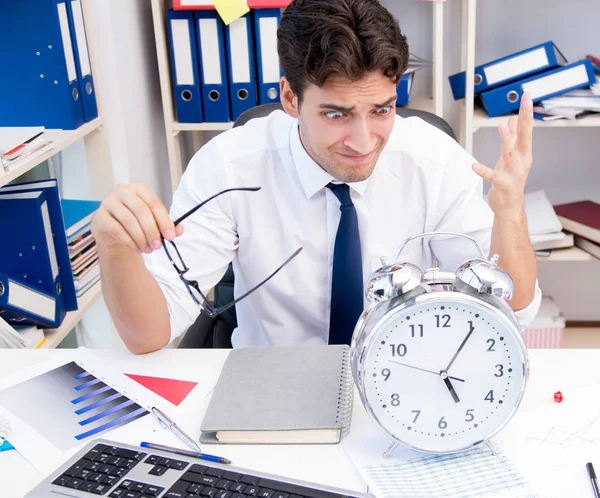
200, 345, 354, 444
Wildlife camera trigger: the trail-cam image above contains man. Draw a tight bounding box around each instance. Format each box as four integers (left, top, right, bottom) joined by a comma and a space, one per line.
91, 0, 541, 354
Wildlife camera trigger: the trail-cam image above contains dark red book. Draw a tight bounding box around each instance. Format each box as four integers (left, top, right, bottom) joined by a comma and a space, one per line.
554, 200, 600, 244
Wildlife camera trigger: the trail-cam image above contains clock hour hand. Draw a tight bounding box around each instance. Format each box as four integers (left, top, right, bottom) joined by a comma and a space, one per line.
444, 321, 475, 373
389, 360, 465, 382
441, 371, 460, 403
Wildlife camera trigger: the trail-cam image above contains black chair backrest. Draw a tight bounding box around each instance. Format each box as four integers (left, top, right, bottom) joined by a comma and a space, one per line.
180, 102, 456, 348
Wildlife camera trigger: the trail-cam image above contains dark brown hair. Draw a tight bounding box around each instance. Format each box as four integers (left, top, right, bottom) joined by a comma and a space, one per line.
277, 0, 409, 101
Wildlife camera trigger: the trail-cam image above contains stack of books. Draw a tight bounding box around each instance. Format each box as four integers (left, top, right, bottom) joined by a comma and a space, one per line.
554, 200, 600, 259
524, 190, 573, 255
449, 41, 598, 119
62, 200, 102, 298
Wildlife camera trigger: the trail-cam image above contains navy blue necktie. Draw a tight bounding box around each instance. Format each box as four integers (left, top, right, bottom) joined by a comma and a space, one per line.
327, 183, 363, 345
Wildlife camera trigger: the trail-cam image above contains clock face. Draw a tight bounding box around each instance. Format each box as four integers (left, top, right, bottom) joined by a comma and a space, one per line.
360, 293, 527, 453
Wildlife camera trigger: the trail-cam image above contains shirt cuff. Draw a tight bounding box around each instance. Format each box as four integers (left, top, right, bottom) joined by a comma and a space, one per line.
513, 279, 542, 330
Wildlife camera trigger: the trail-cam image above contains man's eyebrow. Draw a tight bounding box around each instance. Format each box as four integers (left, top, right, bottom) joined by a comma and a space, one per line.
319, 103, 355, 113
374, 96, 398, 108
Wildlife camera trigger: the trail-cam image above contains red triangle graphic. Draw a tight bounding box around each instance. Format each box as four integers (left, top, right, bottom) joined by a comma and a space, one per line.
125, 374, 198, 406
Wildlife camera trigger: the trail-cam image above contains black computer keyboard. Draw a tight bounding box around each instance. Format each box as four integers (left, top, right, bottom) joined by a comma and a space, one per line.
26, 439, 371, 498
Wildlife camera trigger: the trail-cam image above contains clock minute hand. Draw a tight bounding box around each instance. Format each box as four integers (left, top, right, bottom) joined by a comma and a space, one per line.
389, 360, 465, 382
444, 321, 475, 373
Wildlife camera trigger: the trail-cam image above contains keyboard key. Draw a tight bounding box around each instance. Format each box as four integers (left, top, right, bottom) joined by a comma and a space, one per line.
222, 472, 243, 482
52, 475, 70, 486
97, 454, 112, 463
122, 491, 140, 498
124, 459, 139, 469
65, 478, 85, 489
149, 465, 168, 476
108, 456, 127, 466
189, 464, 209, 474
75, 468, 94, 480
89, 483, 112, 495
80, 482, 98, 493
116, 448, 147, 460
145, 485, 164, 496
145, 454, 161, 465
164, 480, 190, 498
240, 476, 260, 485
102, 475, 120, 486
86, 461, 105, 472
215, 480, 232, 490
64, 462, 88, 477
84, 444, 107, 459
200, 488, 218, 497
109, 489, 128, 498
215, 491, 231, 498
170, 460, 189, 471
244, 485, 260, 496
99, 464, 116, 475
272, 493, 289, 498
206, 468, 225, 478
258, 489, 275, 498
120, 480, 136, 490
158, 457, 175, 467
90, 473, 105, 484
187, 483, 205, 495
229, 483, 245, 493
104, 445, 122, 455
112, 467, 130, 478
132, 482, 148, 493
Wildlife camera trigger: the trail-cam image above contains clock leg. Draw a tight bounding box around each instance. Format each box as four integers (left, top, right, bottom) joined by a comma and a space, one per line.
383, 441, 400, 459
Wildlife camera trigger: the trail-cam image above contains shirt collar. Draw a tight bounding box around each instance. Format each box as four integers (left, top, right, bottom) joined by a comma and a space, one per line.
290, 121, 370, 199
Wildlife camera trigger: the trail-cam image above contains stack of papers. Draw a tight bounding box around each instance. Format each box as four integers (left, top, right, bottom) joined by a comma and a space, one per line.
0, 127, 54, 169
0, 317, 46, 349
536, 85, 600, 120
524, 190, 573, 252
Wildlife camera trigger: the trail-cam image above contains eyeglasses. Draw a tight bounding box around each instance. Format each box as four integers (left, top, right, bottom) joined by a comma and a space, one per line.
162, 187, 302, 318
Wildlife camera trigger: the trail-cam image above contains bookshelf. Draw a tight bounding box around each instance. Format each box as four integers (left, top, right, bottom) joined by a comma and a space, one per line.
1, 0, 113, 348
457, 1, 599, 267
151, 0, 447, 193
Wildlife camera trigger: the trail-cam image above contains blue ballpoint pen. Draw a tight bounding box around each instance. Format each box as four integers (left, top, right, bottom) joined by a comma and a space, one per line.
140, 441, 232, 465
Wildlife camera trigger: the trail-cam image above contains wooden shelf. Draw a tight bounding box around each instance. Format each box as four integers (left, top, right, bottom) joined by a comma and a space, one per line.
473, 105, 600, 131
537, 246, 593, 262
41, 280, 103, 349
172, 121, 234, 132
0, 118, 104, 188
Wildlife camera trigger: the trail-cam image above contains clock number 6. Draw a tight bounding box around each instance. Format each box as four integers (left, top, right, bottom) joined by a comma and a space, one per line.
438, 416, 447, 429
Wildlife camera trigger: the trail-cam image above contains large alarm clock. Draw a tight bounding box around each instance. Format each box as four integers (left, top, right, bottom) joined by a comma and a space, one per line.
351, 232, 529, 456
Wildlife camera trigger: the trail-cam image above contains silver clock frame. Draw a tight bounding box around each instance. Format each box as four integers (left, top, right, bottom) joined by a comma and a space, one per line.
350, 232, 530, 457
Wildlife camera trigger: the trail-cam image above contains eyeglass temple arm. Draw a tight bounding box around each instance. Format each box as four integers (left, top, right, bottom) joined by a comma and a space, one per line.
173, 187, 261, 226
202, 247, 303, 318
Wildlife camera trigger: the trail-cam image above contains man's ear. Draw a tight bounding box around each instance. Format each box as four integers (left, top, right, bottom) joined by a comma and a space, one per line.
280, 77, 299, 118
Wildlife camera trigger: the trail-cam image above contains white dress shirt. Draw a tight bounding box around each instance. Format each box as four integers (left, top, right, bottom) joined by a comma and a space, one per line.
143, 110, 541, 348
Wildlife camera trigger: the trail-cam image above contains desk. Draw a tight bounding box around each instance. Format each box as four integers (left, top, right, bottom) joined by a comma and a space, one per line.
1, 348, 600, 498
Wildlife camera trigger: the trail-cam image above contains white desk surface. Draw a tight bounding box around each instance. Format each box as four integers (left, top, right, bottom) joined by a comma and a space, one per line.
1, 348, 600, 498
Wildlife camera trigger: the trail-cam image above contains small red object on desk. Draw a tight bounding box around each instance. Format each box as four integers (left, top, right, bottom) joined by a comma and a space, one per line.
554, 391, 563, 403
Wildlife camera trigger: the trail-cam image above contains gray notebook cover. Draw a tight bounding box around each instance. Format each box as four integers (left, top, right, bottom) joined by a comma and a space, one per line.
200, 345, 353, 443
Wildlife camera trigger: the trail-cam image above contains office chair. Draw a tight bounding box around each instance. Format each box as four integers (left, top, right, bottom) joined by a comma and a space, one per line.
178, 102, 457, 349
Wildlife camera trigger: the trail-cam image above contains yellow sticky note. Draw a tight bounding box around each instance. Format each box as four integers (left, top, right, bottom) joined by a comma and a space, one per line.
212, 0, 250, 25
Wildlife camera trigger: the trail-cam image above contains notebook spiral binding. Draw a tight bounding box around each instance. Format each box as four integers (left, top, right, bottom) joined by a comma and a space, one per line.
335, 346, 354, 437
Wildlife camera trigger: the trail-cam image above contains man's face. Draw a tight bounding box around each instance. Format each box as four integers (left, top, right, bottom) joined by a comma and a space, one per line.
282, 72, 397, 183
